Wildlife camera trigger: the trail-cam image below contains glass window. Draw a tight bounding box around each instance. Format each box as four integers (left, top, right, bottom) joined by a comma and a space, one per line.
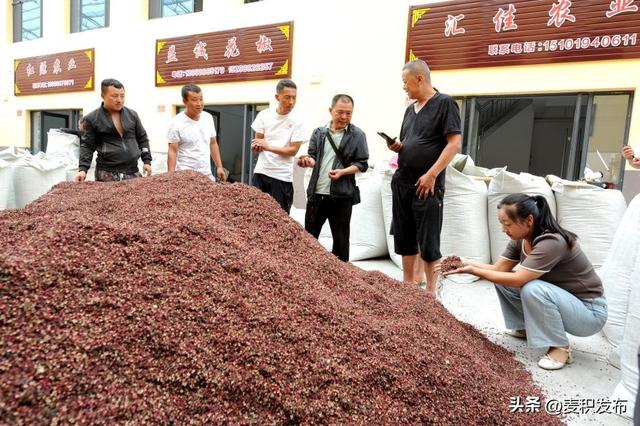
582, 94, 632, 187
459, 93, 632, 188
13, 0, 42, 42
163, 0, 193, 17
149, 0, 203, 19
71, 0, 109, 33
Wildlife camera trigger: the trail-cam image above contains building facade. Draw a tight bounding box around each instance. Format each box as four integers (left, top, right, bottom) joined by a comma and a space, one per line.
1, 0, 639, 198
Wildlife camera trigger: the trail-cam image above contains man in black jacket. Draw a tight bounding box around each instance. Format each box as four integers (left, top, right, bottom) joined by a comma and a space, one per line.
297, 94, 369, 262
76, 79, 152, 182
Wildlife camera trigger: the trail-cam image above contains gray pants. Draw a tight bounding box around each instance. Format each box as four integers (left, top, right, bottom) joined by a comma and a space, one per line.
495, 280, 607, 348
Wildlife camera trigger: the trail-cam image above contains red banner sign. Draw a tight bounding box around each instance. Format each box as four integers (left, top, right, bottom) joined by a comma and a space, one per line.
155, 22, 293, 86
14, 49, 95, 96
407, 1, 640, 70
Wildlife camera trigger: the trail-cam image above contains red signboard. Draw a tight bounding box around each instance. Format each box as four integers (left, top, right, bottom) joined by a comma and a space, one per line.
406, 1, 640, 70
155, 22, 293, 87
14, 49, 95, 96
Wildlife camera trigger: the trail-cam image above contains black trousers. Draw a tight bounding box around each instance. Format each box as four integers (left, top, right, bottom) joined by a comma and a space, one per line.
304, 195, 353, 262
251, 173, 294, 214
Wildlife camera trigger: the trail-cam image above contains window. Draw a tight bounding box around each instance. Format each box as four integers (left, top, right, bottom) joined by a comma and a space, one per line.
71, 0, 109, 33
149, 0, 203, 19
12, 0, 42, 42
457, 93, 633, 189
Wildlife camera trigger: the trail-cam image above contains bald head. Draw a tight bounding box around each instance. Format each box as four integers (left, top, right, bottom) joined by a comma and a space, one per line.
402, 59, 431, 84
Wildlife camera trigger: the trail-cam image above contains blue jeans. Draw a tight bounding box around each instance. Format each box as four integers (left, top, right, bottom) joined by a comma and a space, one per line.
495, 280, 608, 349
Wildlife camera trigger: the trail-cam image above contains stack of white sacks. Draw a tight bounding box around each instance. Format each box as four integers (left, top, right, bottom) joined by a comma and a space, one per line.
0, 145, 68, 210
290, 167, 388, 261
0, 130, 169, 211
600, 194, 640, 418
291, 154, 637, 416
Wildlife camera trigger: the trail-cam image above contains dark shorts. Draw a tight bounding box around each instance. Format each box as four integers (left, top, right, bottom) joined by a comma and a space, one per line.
391, 179, 444, 262
95, 169, 142, 182
251, 173, 293, 214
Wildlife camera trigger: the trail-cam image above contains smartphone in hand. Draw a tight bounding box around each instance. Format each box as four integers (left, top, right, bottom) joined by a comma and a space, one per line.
377, 132, 395, 146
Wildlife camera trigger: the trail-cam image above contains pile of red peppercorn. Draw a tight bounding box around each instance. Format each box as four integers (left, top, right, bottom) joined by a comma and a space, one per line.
0, 172, 561, 425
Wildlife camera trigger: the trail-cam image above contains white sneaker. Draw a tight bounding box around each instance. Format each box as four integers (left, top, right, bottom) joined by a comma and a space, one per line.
538, 347, 573, 370
505, 329, 527, 339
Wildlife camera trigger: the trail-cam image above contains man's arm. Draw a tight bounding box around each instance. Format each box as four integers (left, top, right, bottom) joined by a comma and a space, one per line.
415, 133, 461, 199
210, 136, 226, 181
133, 111, 153, 170
253, 138, 302, 157
348, 131, 369, 173
428, 133, 462, 177
298, 128, 320, 168
167, 143, 179, 172
622, 145, 640, 169
76, 119, 97, 182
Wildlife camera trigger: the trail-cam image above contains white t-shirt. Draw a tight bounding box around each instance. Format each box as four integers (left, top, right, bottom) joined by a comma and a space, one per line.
251, 108, 305, 182
167, 111, 217, 177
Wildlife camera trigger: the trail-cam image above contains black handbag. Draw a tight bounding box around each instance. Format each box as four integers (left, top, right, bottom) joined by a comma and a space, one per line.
325, 130, 361, 205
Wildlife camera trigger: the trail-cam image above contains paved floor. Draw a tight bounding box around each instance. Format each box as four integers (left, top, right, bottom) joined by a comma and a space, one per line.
353, 258, 633, 426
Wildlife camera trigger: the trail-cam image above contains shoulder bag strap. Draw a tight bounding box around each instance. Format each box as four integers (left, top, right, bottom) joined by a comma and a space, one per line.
325, 130, 348, 167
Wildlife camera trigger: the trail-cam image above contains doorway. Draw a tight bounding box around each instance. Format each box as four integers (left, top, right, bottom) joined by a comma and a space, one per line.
30, 110, 82, 154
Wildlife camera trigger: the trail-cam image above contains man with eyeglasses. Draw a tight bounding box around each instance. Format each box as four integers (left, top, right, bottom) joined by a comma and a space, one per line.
76, 78, 152, 182
297, 94, 369, 262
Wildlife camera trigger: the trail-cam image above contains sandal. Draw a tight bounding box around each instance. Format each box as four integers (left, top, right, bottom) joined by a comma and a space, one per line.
538, 346, 573, 370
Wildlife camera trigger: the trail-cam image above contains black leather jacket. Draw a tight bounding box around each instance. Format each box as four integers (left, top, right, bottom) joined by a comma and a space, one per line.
79, 104, 152, 173
306, 123, 369, 200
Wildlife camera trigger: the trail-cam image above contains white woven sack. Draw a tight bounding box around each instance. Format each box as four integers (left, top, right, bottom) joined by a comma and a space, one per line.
0, 147, 31, 162
0, 159, 13, 210
289, 206, 306, 228
549, 176, 626, 268
487, 170, 556, 262
380, 171, 403, 268
137, 152, 168, 176
610, 247, 640, 419
13, 154, 67, 208
46, 130, 80, 162
441, 166, 490, 266
303, 169, 388, 261
600, 193, 640, 363
0, 148, 31, 209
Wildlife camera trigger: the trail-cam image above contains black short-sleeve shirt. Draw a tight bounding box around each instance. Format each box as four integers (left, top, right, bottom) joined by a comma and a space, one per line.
393, 92, 461, 187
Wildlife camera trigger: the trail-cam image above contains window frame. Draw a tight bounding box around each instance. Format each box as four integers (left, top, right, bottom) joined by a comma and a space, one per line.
12, 0, 43, 42
70, 0, 110, 33
149, 0, 203, 19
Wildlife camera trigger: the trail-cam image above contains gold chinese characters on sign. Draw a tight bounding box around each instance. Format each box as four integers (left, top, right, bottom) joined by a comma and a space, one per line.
14, 49, 95, 96
155, 22, 293, 86
407, 0, 640, 70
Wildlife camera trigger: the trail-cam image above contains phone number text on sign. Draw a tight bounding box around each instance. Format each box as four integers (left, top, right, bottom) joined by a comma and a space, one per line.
488, 33, 638, 56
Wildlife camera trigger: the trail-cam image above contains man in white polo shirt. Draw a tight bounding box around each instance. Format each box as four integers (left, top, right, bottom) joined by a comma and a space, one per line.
250, 79, 305, 213
167, 84, 225, 181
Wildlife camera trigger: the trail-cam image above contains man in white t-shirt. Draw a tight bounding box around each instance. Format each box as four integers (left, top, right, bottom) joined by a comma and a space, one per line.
167, 84, 225, 181
250, 79, 305, 213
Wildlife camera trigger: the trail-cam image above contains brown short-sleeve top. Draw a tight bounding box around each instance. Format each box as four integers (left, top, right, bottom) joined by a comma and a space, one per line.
501, 233, 603, 299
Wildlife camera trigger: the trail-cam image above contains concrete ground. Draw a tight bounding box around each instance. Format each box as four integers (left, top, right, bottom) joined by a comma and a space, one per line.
353, 258, 633, 426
